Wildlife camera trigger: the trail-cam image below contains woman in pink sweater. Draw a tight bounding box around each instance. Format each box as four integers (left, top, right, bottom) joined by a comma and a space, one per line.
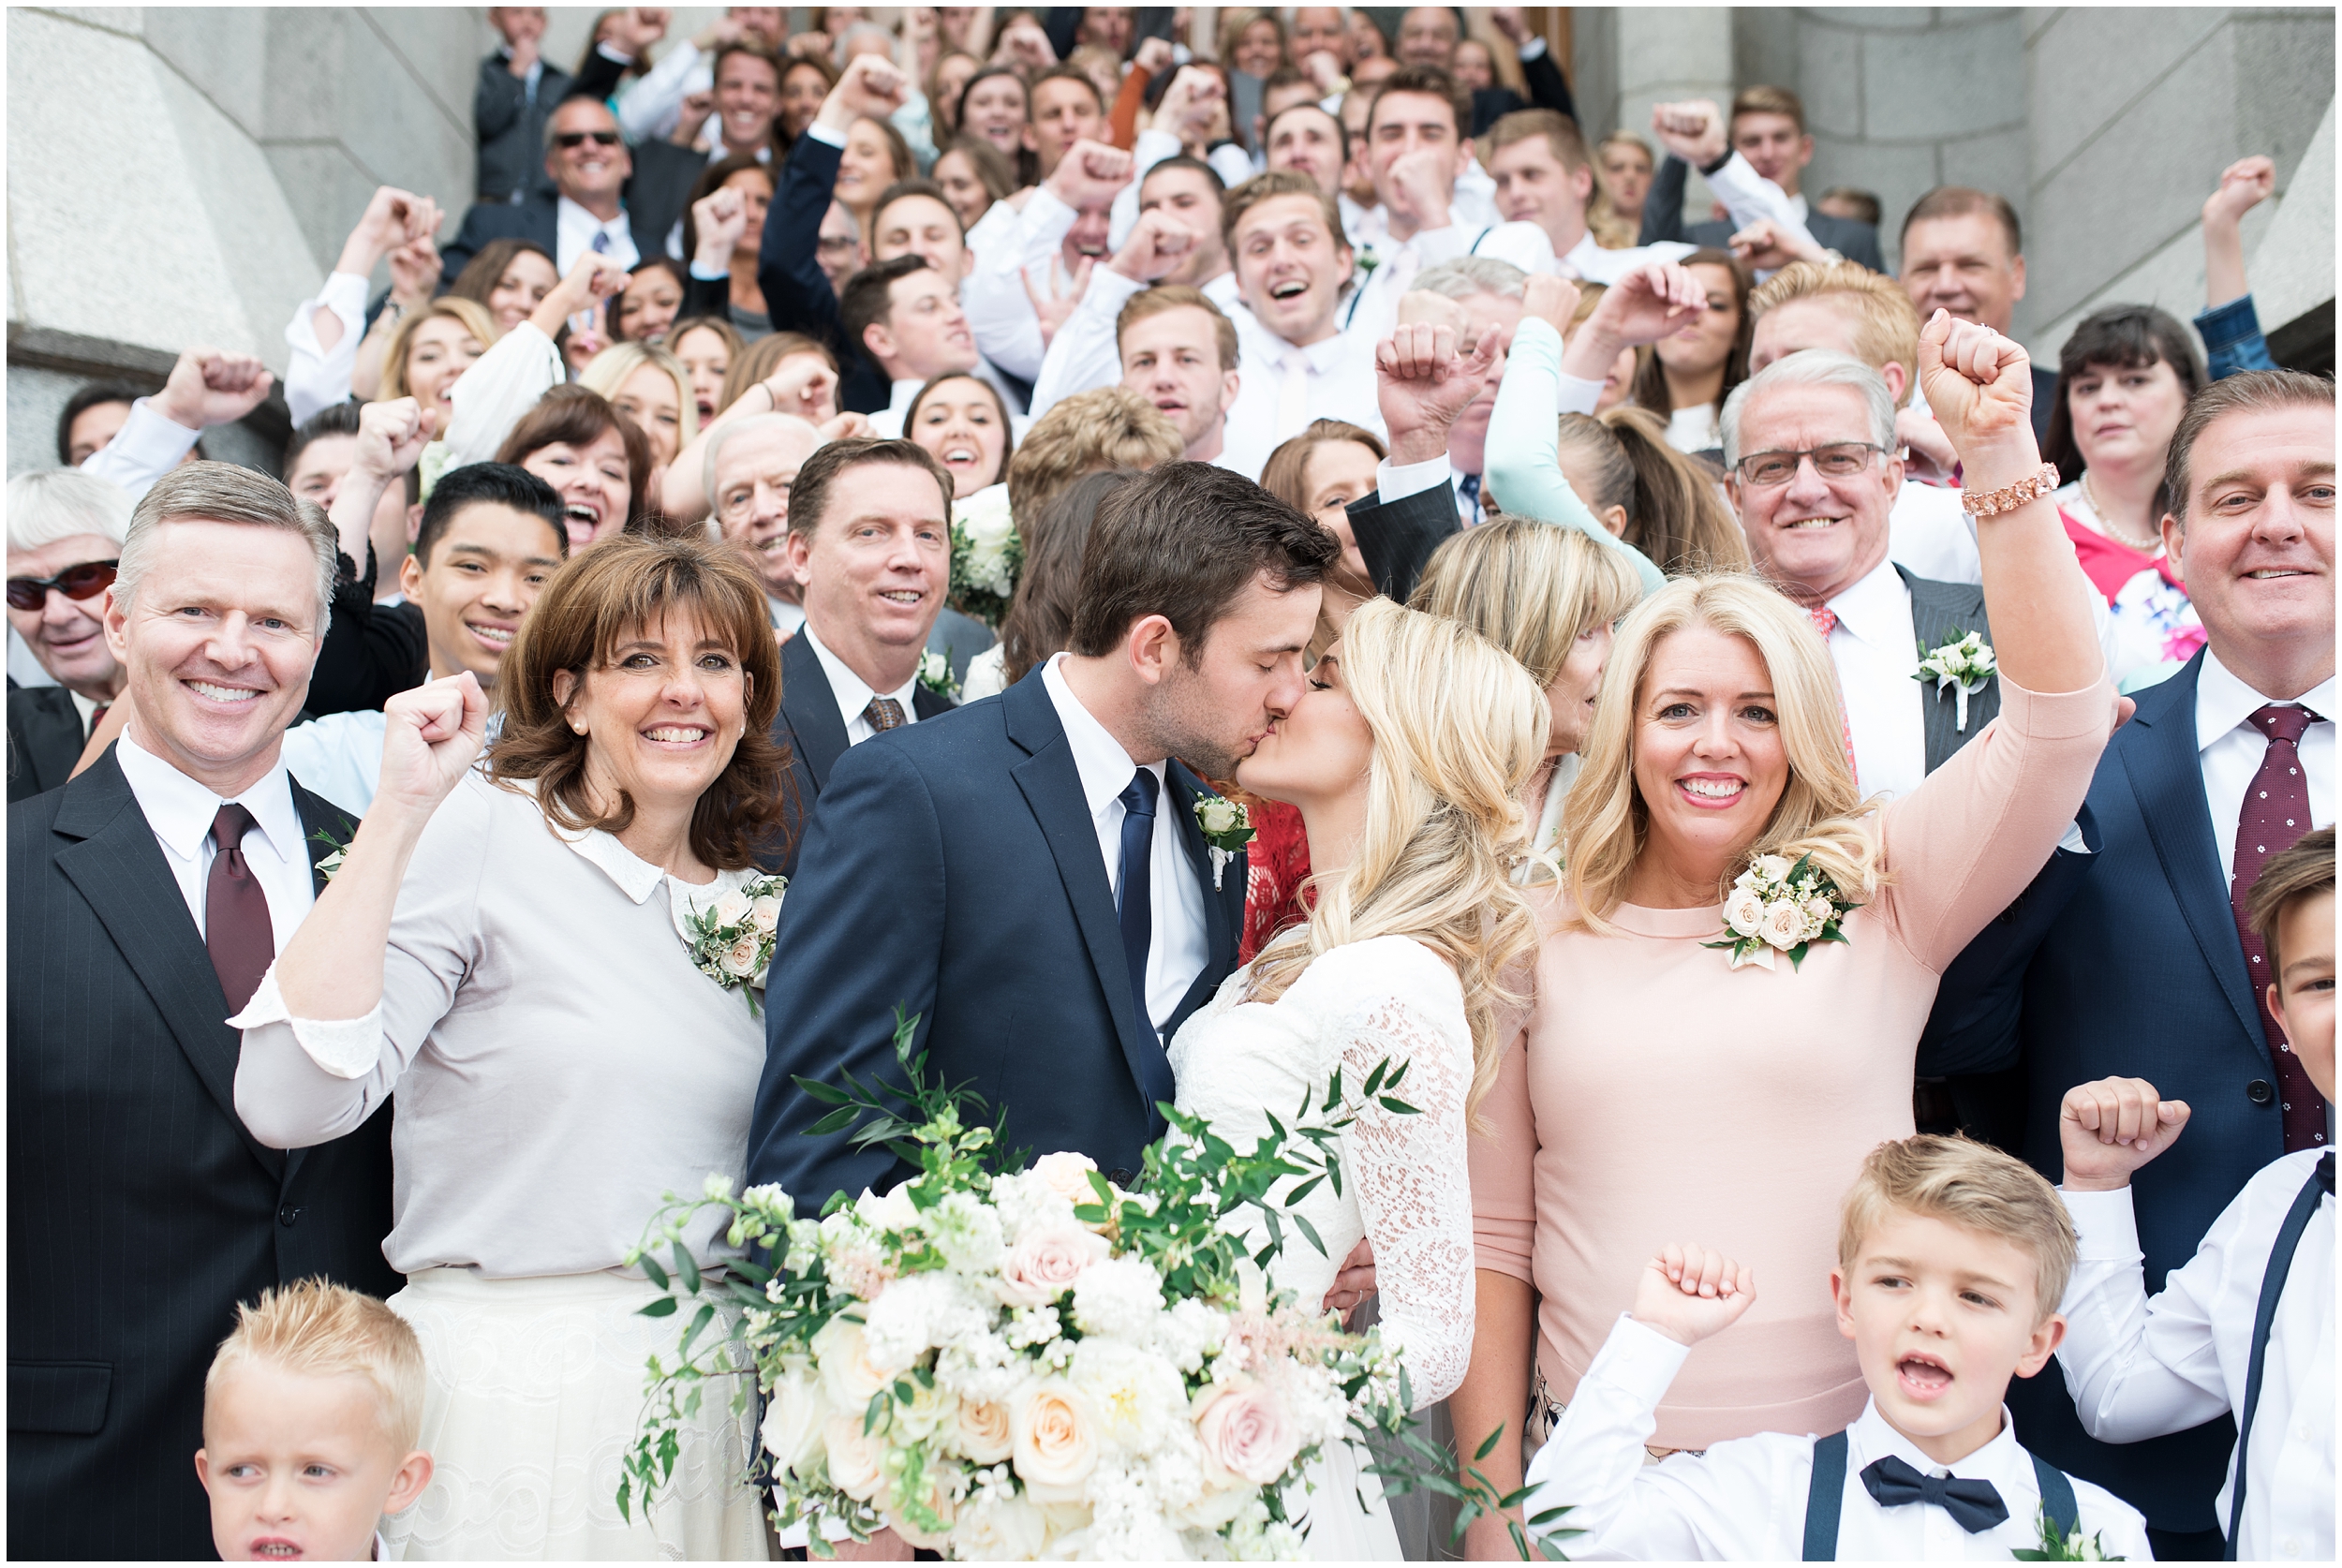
1452, 311, 2121, 1555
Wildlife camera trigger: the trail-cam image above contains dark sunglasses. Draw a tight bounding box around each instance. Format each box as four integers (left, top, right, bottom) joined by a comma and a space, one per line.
555, 130, 622, 149
7, 559, 117, 613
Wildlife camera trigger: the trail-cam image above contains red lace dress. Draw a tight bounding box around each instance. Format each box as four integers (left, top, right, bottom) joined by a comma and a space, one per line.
1238, 798, 1314, 963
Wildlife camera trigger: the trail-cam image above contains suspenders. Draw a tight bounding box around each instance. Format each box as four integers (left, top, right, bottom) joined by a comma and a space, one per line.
2224, 1153, 2334, 1561
1800, 1429, 2078, 1561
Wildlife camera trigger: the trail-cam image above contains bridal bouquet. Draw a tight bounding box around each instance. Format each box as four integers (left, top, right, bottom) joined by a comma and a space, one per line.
620, 1015, 1462, 1560
949, 484, 1023, 628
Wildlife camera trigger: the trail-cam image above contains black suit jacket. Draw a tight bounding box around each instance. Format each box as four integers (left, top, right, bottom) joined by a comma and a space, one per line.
1469, 86, 1527, 138
749, 672, 1245, 1213
440, 191, 559, 288
7, 685, 87, 804
761, 131, 891, 414
766, 629, 956, 877
1638, 154, 1888, 275
8, 751, 398, 1561
1346, 477, 1468, 604
1518, 42, 1576, 121
475, 50, 573, 203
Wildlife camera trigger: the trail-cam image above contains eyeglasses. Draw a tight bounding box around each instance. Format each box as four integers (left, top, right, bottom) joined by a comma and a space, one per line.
555, 130, 622, 149
7, 559, 117, 613
1731, 443, 1888, 487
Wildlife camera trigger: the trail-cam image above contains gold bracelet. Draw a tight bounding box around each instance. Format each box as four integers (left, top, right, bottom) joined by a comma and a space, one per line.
1962, 462, 2060, 518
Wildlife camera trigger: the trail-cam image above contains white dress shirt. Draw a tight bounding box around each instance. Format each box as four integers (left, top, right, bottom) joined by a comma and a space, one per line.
2059, 1154, 2334, 1563
1558, 229, 1697, 286
2194, 651, 2335, 875
1341, 217, 1557, 341
1222, 312, 1386, 453
283, 270, 372, 426
1888, 476, 1982, 585
867, 378, 924, 439
1524, 1314, 2152, 1561
554, 195, 638, 275
1820, 555, 1929, 805
1039, 653, 1209, 1034
964, 185, 1077, 381
802, 623, 922, 746
115, 731, 316, 953
81, 399, 200, 506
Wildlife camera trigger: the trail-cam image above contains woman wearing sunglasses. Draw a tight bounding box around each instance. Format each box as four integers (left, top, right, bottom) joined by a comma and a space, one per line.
7, 468, 129, 800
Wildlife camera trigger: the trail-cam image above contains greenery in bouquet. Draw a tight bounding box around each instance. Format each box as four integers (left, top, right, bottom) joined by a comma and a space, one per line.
620, 1013, 1555, 1559
948, 485, 1022, 628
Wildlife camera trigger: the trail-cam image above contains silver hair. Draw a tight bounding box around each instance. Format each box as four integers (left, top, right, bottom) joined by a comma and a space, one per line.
1410, 256, 1529, 303
113, 463, 337, 640
1720, 349, 1896, 467
704, 412, 827, 513
8, 468, 132, 554
543, 95, 619, 153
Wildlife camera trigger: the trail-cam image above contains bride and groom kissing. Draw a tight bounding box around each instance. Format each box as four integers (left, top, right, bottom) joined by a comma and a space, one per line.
746, 460, 1549, 1550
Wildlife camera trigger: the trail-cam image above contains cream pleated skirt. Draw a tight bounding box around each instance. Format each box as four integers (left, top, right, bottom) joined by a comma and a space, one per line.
380, 1267, 768, 1561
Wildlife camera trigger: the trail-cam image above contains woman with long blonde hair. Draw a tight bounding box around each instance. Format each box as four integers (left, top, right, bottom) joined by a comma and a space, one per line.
1448, 312, 2121, 1555
1169, 595, 1548, 1559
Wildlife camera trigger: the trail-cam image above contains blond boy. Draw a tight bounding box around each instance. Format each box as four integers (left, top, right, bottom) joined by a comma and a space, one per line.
197, 1280, 432, 1562
2054, 827, 2335, 1561
1522, 1136, 2150, 1559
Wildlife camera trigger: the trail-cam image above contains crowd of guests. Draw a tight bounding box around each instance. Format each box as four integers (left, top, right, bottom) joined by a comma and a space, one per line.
7, 6, 2332, 1563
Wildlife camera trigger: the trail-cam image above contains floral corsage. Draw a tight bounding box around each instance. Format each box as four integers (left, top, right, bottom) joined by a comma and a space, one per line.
1704, 852, 1856, 971
681, 874, 788, 1015
1193, 793, 1253, 891
1913, 629, 1996, 732
915, 649, 957, 703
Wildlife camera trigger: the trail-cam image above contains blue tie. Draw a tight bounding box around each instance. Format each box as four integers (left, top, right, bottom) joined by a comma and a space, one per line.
1859, 1455, 2008, 1533
1459, 470, 1483, 525
1116, 769, 1175, 1126
591, 230, 611, 254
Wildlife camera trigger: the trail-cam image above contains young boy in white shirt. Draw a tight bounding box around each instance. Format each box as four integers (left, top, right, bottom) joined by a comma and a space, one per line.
197, 1280, 434, 1561
1521, 1135, 2150, 1560
2053, 826, 2334, 1562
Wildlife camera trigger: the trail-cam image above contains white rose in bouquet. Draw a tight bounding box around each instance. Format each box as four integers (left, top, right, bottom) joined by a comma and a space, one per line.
760, 1362, 832, 1479
1030, 1150, 1102, 1207
822, 1410, 885, 1501
997, 1223, 1110, 1308
811, 1315, 891, 1410
954, 1488, 1048, 1560
750, 895, 783, 934
1070, 1337, 1189, 1451
1725, 886, 1766, 938
720, 935, 763, 979
1760, 899, 1806, 951
956, 1394, 1016, 1464
1012, 1380, 1101, 1501
1755, 853, 1794, 881
713, 888, 752, 926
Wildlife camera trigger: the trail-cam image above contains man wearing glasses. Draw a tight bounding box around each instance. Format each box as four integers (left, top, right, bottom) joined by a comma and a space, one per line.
7, 470, 127, 800
440, 96, 641, 286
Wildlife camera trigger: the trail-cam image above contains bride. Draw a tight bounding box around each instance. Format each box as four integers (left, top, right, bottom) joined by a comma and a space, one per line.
1167, 596, 1549, 1559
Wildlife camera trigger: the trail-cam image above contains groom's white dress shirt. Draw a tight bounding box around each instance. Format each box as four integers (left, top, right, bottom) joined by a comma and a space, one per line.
1042, 653, 1209, 1034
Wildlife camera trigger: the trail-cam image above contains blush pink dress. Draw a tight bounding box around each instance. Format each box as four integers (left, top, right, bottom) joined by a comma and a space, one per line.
1471, 675, 2118, 1451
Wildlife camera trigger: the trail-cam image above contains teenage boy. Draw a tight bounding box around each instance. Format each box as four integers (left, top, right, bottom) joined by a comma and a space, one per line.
1522, 1136, 2151, 1560
2051, 828, 2335, 1564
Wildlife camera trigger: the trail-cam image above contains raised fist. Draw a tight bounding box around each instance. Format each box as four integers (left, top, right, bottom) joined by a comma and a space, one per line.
1651, 98, 1727, 169
156, 348, 274, 432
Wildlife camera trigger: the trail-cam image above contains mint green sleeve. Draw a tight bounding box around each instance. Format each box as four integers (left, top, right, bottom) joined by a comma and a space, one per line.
1485, 317, 1666, 597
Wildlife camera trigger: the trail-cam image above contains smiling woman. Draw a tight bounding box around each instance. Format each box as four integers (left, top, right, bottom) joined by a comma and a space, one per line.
496, 386, 654, 551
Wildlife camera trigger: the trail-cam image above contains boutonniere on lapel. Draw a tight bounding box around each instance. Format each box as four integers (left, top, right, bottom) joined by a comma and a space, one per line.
308, 825, 352, 883
2012, 1506, 2118, 1561
1355, 244, 1383, 278
680, 874, 788, 1016
916, 649, 958, 703
1703, 852, 1856, 972
1193, 794, 1253, 891
1913, 629, 1997, 732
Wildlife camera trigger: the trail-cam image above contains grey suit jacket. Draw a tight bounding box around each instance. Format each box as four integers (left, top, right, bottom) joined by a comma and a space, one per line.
1899, 565, 1999, 775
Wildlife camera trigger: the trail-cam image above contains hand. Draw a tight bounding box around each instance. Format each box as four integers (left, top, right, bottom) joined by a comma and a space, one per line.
993, 15, 1056, 70
1895, 406, 1960, 486
1651, 98, 1727, 168
374, 673, 490, 819
830, 1525, 914, 1561
1632, 1243, 1757, 1347
608, 7, 670, 57
352, 397, 429, 481
1299, 49, 1344, 94
1917, 308, 2038, 473
155, 348, 274, 432
1376, 321, 1499, 463
1521, 274, 1581, 337
1133, 36, 1174, 75
787, 30, 834, 62
1107, 209, 1194, 284
1022, 259, 1093, 348
764, 355, 840, 422
2059, 1078, 2190, 1191
1155, 66, 1224, 147
691, 186, 749, 268
1322, 1238, 1376, 1326
673, 88, 715, 145
1383, 146, 1454, 232
335, 185, 434, 278
694, 14, 745, 52
1728, 216, 1830, 272
1560, 260, 1702, 385
1045, 139, 1134, 209
385, 229, 443, 309
821, 54, 911, 131
1490, 7, 1530, 46
818, 410, 876, 441
540, 251, 630, 326
2203, 154, 2276, 229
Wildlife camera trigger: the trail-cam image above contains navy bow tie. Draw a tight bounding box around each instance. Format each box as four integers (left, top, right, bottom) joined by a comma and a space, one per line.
1860, 1455, 2008, 1533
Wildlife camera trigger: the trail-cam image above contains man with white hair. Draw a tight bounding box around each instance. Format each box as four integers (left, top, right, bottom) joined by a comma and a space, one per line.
7, 469, 132, 799
707, 411, 828, 633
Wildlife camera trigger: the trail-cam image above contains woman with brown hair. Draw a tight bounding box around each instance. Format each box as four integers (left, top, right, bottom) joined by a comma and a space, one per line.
679, 155, 779, 340
777, 52, 838, 145
668, 314, 744, 427
904, 368, 1016, 499
931, 135, 1015, 231
495, 385, 655, 550
1631, 245, 1753, 457
233, 532, 787, 1561
446, 238, 561, 335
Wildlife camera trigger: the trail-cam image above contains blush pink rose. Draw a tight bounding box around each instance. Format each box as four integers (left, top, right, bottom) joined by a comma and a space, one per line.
995, 1223, 1109, 1308
1193, 1377, 1299, 1487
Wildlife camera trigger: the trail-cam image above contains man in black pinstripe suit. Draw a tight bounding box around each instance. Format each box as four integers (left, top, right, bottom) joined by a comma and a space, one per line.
8, 465, 398, 1560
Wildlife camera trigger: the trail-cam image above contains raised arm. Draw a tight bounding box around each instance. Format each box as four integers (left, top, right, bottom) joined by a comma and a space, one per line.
326, 397, 428, 579
2199, 155, 2280, 379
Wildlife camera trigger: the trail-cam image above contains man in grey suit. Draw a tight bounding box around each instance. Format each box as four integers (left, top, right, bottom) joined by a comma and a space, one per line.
1638, 86, 1888, 275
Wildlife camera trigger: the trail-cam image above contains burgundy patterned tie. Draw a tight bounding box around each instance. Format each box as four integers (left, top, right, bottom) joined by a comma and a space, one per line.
2231, 703, 2327, 1149
205, 805, 276, 1014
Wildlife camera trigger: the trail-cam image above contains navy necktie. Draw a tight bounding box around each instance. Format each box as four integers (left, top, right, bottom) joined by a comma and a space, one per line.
1459, 470, 1483, 525
1116, 769, 1175, 1121
1859, 1455, 2008, 1533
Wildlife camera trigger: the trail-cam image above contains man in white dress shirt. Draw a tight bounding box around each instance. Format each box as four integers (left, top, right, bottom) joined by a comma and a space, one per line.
1482, 109, 1697, 285
1221, 171, 1384, 444
708, 413, 825, 634
1113, 287, 1248, 477
841, 257, 981, 438
1262, 100, 1349, 200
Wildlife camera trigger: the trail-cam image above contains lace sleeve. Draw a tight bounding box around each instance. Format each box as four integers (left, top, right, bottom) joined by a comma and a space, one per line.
1331, 956, 1478, 1409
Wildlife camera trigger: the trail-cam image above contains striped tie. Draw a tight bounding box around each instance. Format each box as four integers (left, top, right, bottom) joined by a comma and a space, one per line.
1808, 605, 1860, 790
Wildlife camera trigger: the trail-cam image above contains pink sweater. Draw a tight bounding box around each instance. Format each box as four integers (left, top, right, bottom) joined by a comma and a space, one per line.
1471, 677, 2117, 1450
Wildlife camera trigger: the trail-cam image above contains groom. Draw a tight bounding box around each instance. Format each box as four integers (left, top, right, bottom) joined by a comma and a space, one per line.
749, 462, 1337, 1211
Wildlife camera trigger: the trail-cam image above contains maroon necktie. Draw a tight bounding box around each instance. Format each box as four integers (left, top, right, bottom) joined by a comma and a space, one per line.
205, 804, 275, 1014
2230, 703, 2327, 1149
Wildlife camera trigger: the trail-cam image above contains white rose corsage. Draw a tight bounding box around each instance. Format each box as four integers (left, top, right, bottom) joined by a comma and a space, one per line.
1193, 793, 1253, 891
915, 649, 958, 703
1913, 629, 1996, 732
1703, 851, 1856, 972
947, 483, 1023, 628
679, 873, 788, 1014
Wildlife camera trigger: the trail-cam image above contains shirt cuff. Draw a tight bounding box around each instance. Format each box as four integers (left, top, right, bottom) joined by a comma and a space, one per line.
803, 118, 848, 151
689, 260, 728, 280
2059, 1186, 2145, 1262
2193, 293, 2263, 351
1376, 453, 1454, 503
1556, 373, 1606, 418
1518, 37, 1548, 61
228, 966, 386, 1081
320, 271, 370, 318
84, 398, 200, 476
1592, 1313, 1696, 1406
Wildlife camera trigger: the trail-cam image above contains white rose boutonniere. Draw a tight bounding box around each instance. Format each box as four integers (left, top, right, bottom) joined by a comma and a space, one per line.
1192, 793, 1253, 891
916, 649, 958, 703
307, 823, 355, 883
1913, 629, 1997, 732
1702, 851, 1858, 972
681, 872, 789, 1014
948, 483, 1023, 628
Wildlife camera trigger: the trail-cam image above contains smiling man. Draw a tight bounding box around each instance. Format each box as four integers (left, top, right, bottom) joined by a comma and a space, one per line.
440, 95, 638, 284
7, 469, 131, 801
1222, 170, 1384, 442
708, 411, 826, 632
843, 256, 982, 437
9, 462, 400, 1560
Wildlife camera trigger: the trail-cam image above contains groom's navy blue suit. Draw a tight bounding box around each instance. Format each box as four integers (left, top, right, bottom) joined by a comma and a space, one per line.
749, 670, 1246, 1213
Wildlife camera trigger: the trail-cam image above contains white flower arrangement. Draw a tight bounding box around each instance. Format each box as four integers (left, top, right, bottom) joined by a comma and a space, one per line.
679, 874, 788, 1014
1704, 851, 1857, 972
1193, 794, 1253, 892
620, 1019, 1504, 1560
949, 484, 1024, 629
917, 650, 959, 704
1912, 629, 1997, 732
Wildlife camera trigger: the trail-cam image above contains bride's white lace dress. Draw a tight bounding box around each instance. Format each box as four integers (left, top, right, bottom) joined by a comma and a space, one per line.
1167, 934, 1476, 1561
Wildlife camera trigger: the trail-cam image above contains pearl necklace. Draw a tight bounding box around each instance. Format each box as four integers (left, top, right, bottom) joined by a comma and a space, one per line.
2082, 471, 2165, 554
